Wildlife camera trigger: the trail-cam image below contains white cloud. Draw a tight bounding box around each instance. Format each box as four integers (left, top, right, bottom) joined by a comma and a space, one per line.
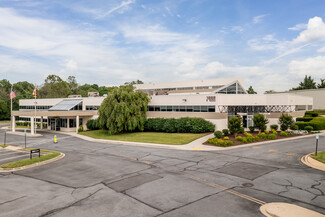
248, 34, 288, 51
231, 26, 244, 33
288, 23, 307, 31
252, 14, 268, 24
96, 0, 136, 18
317, 46, 325, 53
289, 56, 325, 78
293, 16, 325, 44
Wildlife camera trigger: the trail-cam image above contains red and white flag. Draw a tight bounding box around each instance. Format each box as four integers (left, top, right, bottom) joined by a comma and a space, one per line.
10, 89, 16, 99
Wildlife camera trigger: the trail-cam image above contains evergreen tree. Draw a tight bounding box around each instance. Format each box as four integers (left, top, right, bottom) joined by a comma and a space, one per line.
291, 75, 316, 90
98, 84, 150, 134
318, 79, 325, 88
247, 86, 257, 94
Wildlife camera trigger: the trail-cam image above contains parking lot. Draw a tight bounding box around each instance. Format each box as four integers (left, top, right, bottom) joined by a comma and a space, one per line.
0, 130, 324, 217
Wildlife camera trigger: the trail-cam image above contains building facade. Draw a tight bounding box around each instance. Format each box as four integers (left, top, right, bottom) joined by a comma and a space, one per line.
13, 78, 313, 135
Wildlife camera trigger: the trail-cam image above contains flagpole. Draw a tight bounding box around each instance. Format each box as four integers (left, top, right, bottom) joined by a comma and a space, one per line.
34, 86, 37, 134
11, 86, 13, 132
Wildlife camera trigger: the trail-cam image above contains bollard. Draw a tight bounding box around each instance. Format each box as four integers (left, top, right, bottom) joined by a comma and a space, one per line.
54, 135, 58, 144
315, 134, 319, 156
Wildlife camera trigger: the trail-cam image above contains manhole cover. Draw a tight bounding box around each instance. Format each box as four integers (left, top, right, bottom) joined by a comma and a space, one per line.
242, 183, 254, 187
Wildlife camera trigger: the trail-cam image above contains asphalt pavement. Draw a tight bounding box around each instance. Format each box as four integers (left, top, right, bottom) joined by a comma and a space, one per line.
0, 129, 324, 217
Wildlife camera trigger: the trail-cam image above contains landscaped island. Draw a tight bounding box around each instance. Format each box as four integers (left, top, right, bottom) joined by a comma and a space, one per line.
206, 111, 325, 147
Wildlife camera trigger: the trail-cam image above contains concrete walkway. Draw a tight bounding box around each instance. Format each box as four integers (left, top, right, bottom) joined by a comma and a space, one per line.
58, 131, 325, 151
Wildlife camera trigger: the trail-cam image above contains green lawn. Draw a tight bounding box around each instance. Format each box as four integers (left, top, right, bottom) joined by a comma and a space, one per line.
0, 144, 7, 148
1, 149, 61, 169
312, 151, 325, 164
79, 130, 208, 145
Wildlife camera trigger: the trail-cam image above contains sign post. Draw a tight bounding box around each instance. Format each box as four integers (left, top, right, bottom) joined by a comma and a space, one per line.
4, 129, 6, 146
315, 134, 319, 156
24, 129, 27, 148
30, 149, 40, 159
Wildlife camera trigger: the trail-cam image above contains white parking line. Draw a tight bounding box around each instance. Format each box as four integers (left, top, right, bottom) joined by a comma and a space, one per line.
0, 153, 29, 163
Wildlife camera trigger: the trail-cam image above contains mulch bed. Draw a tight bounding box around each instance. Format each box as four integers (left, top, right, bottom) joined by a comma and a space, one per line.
203, 131, 307, 147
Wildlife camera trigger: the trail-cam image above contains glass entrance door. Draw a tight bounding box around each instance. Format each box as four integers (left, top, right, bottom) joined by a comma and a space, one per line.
55, 119, 61, 131
50, 119, 55, 131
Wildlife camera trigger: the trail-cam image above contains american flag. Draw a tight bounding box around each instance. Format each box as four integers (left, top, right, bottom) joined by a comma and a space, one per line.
10, 89, 16, 99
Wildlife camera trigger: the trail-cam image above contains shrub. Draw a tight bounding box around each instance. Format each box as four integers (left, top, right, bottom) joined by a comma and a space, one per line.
304, 126, 313, 132
78, 125, 84, 133
264, 130, 269, 134
270, 124, 278, 131
253, 113, 269, 133
145, 117, 215, 133
305, 111, 318, 117
235, 136, 243, 142
278, 114, 294, 131
244, 132, 252, 137
267, 134, 277, 140
296, 117, 314, 122
271, 129, 277, 135
246, 136, 255, 142
228, 116, 242, 136
214, 130, 223, 139
86, 119, 99, 130
206, 138, 233, 147
242, 137, 248, 143
295, 117, 325, 130
239, 127, 245, 134
258, 132, 267, 139
290, 124, 299, 131
248, 126, 255, 133
280, 131, 288, 136
162, 118, 177, 133
223, 136, 229, 140
222, 129, 229, 136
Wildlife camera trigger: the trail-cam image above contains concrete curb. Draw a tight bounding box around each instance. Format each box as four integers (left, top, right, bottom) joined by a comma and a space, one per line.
60, 131, 325, 152
0, 152, 65, 173
260, 202, 325, 217
301, 153, 325, 172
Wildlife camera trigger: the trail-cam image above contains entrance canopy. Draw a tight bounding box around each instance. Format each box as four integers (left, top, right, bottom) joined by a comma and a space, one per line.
49, 99, 82, 111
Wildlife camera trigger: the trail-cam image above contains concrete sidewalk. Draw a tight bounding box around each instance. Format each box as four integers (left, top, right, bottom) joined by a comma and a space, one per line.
58, 131, 325, 151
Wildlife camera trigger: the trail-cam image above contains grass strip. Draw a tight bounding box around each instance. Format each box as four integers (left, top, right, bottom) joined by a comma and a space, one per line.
79, 130, 207, 145
312, 151, 325, 164
0, 144, 8, 148
0, 149, 60, 168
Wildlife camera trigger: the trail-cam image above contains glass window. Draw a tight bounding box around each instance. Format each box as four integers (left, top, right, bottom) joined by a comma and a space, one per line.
208, 106, 215, 112
148, 106, 154, 111
161, 106, 167, 111
69, 119, 76, 128
154, 106, 160, 112
61, 119, 67, 128
172, 106, 179, 112
194, 106, 200, 112
201, 106, 207, 112
186, 106, 193, 112
180, 106, 186, 112
167, 106, 172, 112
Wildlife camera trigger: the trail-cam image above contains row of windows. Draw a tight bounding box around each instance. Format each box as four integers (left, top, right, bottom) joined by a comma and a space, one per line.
148, 105, 216, 112
143, 85, 224, 92
20, 106, 52, 110
48, 118, 83, 128
86, 105, 99, 110
19, 117, 48, 122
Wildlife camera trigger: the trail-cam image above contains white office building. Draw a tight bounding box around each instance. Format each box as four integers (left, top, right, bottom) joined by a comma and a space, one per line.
13, 78, 313, 135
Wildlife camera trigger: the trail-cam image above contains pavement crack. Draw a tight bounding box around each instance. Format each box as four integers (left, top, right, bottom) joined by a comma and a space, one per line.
39, 188, 103, 217
0, 195, 26, 206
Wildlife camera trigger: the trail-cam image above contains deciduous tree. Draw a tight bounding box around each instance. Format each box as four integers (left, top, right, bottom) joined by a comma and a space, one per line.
98, 84, 150, 134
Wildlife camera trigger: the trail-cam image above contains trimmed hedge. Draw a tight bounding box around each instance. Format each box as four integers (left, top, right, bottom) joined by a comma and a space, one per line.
305, 111, 318, 117
86, 119, 99, 130
296, 117, 314, 122
296, 117, 325, 130
144, 117, 215, 133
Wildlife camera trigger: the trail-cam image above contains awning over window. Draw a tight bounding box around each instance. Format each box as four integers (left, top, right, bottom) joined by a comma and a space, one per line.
49, 99, 82, 111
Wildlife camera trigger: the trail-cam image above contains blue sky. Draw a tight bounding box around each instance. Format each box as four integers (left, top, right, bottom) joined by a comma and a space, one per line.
1, 0, 325, 93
